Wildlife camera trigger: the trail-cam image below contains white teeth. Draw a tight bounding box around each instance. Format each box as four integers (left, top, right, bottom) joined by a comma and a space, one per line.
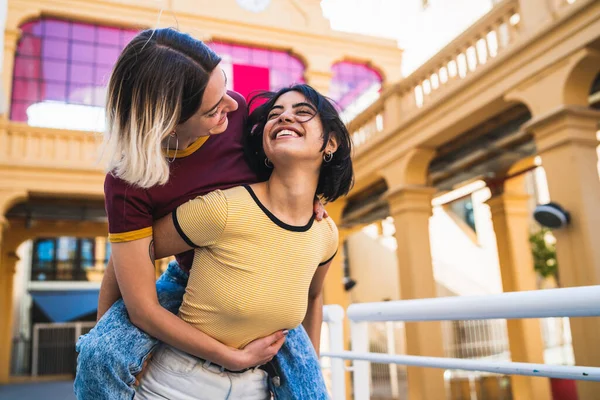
276, 129, 299, 139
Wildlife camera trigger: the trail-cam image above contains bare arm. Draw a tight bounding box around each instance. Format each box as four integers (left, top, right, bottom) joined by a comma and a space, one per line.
112, 235, 284, 370
96, 257, 121, 321
302, 261, 332, 356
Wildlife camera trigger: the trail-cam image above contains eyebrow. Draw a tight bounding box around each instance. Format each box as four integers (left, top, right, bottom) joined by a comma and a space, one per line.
269, 102, 317, 113
203, 71, 228, 115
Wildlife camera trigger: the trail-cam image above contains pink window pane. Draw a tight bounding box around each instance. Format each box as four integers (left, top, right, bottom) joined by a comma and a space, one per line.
43, 60, 68, 82
71, 23, 96, 43
12, 79, 39, 101
18, 36, 42, 57
71, 42, 95, 63
43, 20, 70, 39
14, 58, 41, 79
20, 22, 36, 35
11, 102, 29, 121
43, 38, 69, 60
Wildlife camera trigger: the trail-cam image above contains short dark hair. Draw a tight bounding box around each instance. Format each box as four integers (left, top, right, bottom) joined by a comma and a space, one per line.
245, 84, 354, 203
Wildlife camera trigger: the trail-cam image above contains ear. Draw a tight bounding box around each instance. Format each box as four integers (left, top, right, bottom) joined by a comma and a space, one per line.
325, 134, 339, 154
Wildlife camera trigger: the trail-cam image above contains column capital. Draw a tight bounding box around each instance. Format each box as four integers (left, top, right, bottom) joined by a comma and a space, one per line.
384, 185, 436, 216
380, 148, 436, 189
486, 192, 531, 218
523, 105, 600, 154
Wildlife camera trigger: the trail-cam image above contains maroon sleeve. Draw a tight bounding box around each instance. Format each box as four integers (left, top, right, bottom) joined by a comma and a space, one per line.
104, 173, 154, 243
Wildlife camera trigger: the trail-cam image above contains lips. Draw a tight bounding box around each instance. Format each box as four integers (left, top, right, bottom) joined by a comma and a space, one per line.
217, 114, 227, 125
271, 126, 302, 140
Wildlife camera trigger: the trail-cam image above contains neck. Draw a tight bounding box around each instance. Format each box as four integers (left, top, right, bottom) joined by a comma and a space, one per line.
255, 165, 320, 226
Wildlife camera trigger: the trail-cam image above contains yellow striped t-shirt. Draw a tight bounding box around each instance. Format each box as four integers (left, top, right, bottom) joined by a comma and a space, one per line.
173, 185, 338, 349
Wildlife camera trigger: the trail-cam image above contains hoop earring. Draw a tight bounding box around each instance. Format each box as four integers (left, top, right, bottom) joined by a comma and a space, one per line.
167, 131, 179, 163
324, 151, 333, 163
264, 158, 273, 168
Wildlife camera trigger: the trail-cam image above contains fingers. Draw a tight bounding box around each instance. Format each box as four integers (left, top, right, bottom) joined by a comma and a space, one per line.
264, 329, 288, 345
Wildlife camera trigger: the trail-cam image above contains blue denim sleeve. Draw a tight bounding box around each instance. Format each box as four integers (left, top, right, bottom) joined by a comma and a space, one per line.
73, 262, 187, 400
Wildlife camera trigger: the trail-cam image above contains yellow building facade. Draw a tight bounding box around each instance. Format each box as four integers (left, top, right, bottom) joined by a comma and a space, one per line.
1, 0, 599, 399
0, 0, 401, 390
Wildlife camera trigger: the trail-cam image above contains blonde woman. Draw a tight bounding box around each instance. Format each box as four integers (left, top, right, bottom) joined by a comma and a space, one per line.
74, 28, 328, 400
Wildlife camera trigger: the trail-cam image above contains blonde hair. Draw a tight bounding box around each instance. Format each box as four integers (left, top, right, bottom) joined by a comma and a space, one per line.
103, 28, 221, 188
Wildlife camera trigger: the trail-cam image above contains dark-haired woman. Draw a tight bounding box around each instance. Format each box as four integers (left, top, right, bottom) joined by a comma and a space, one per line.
74, 28, 329, 400
136, 83, 353, 399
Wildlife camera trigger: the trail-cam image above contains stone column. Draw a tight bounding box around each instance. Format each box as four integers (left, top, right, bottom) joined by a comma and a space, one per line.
526, 106, 600, 399
486, 176, 552, 400
386, 185, 446, 400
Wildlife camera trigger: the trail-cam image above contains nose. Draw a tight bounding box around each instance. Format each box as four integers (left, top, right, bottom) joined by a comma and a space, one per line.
223, 94, 239, 112
278, 111, 294, 123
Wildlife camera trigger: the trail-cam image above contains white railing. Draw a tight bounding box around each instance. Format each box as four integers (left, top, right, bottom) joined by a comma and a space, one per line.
321, 286, 600, 400
322, 305, 346, 400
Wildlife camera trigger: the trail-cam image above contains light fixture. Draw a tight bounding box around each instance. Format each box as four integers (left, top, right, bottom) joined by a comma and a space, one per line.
343, 277, 357, 291
533, 202, 570, 229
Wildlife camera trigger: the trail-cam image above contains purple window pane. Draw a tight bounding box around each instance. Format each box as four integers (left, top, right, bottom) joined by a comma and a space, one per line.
12, 79, 39, 102
42, 38, 69, 60
71, 23, 96, 43
17, 35, 42, 57
271, 52, 290, 68
43, 82, 68, 101
32, 21, 43, 36
121, 30, 138, 47
97, 27, 121, 45
290, 57, 304, 71
42, 60, 68, 82
94, 66, 112, 86
44, 20, 70, 39
11, 102, 29, 122
70, 64, 94, 84
330, 62, 382, 108
231, 46, 250, 63
14, 58, 41, 79
95, 46, 120, 67
249, 48, 270, 67
71, 42, 96, 64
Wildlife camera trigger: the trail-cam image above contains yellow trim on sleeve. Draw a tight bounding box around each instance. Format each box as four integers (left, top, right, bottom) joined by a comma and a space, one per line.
164, 135, 210, 159
108, 227, 153, 243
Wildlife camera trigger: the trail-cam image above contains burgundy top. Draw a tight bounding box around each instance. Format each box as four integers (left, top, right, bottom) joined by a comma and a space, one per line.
104, 91, 258, 272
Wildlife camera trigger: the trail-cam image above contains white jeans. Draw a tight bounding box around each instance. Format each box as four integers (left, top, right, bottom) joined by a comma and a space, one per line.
135, 344, 270, 400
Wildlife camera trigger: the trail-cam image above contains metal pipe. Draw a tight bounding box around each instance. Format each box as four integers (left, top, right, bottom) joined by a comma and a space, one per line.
321, 351, 600, 381
347, 285, 600, 322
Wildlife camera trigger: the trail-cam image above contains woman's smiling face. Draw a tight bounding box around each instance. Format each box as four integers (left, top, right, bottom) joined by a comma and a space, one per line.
262, 91, 329, 168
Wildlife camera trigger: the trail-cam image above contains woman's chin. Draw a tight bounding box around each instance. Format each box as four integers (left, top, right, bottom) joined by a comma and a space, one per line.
209, 118, 229, 135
